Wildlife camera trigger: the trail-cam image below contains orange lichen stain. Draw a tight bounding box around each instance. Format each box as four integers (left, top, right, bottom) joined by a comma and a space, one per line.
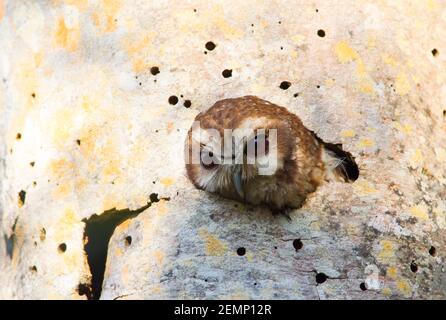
155, 199, 168, 216
50, 158, 75, 180
54, 208, 79, 244
34, 52, 44, 68
64, 0, 88, 10
91, 0, 122, 33
341, 129, 356, 138
395, 72, 411, 95
101, 193, 127, 212
377, 240, 395, 263
121, 265, 130, 285
160, 177, 174, 187
122, 32, 155, 72
153, 250, 165, 265
396, 279, 412, 298
54, 17, 80, 51
386, 266, 398, 279
427, 0, 438, 10
52, 182, 72, 199
358, 138, 375, 148
198, 228, 228, 256
166, 122, 174, 133
115, 218, 132, 233
114, 247, 123, 257
409, 205, 429, 221
0, 0, 3, 21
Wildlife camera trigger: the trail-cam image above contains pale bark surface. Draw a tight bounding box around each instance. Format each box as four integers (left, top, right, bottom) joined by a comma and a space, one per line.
0, 0, 445, 299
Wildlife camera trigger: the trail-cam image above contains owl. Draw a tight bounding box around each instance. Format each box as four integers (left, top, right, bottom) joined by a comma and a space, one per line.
185, 96, 358, 214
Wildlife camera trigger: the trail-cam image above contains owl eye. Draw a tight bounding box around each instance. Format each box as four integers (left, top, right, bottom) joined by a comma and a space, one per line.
200, 149, 218, 170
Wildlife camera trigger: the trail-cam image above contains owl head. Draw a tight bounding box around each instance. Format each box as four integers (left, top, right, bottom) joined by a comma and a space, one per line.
184, 96, 297, 202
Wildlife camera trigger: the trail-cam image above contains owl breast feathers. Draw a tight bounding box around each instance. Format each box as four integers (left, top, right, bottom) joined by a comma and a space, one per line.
185, 95, 357, 213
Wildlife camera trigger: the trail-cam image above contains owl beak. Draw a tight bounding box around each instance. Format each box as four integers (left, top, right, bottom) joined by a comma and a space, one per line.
233, 170, 244, 199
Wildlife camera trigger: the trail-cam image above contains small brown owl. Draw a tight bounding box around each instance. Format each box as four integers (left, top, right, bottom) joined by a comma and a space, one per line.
185, 96, 358, 214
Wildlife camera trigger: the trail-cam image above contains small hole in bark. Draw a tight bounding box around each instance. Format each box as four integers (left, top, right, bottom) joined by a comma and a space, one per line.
184, 100, 192, 108
205, 41, 216, 51
278, 21, 282, 24
58, 243, 67, 253
150, 66, 160, 75
222, 69, 232, 78
39, 228, 46, 241
30, 265, 37, 273
16, 133, 21, 140
279, 81, 291, 90
293, 239, 303, 251
315, 272, 328, 284
317, 29, 326, 37
360, 282, 367, 291
168, 95, 179, 105
33, 181, 37, 186
432, 49, 438, 57
31, 93, 36, 98
293, 93, 299, 97
410, 261, 418, 273
237, 247, 246, 256
18, 190, 26, 206
77, 283, 93, 300
316, 9, 319, 12
124, 236, 132, 246
76, 139, 81, 146
30, 161, 35, 167
204, 51, 207, 54
150, 193, 160, 203
274, 246, 278, 249
429, 246, 436, 256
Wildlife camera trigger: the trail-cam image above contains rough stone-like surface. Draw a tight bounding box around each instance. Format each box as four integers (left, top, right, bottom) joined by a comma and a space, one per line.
1, 0, 446, 299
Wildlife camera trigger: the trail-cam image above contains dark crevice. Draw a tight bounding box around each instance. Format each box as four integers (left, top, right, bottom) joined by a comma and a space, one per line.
4, 217, 18, 259
314, 134, 359, 182
81, 196, 167, 300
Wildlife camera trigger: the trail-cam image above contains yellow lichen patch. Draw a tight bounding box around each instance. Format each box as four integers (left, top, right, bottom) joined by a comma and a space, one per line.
382, 54, 399, 67
0, 0, 3, 21
54, 16, 80, 51
409, 205, 429, 221
154, 199, 168, 216
121, 265, 129, 285
198, 228, 228, 256
341, 129, 356, 138
410, 149, 423, 168
396, 279, 412, 298
381, 287, 392, 296
393, 122, 412, 135
334, 41, 359, 63
359, 82, 374, 94
160, 177, 174, 187
358, 138, 375, 148
395, 72, 411, 95
386, 266, 398, 279
427, 0, 438, 10
291, 34, 305, 45
114, 247, 123, 257
377, 240, 395, 263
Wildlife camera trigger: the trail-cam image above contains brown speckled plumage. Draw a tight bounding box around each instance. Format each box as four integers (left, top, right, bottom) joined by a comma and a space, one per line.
185, 96, 353, 212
